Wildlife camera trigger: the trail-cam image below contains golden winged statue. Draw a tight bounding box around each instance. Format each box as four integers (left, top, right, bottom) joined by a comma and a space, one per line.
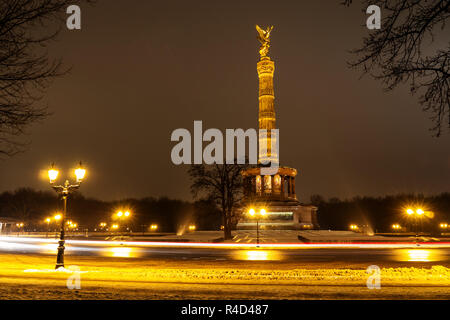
256, 25, 274, 58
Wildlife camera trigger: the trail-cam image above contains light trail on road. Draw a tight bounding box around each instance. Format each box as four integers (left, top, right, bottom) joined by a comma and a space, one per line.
1, 236, 450, 249
1, 236, 450, 263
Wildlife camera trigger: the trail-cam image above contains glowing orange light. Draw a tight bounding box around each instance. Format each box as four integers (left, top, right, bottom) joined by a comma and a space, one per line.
48, 168, 59, 183
74, 166, 86, 182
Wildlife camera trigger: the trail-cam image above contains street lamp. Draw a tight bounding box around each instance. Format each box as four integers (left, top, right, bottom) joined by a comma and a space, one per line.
16, 223, 24, 235
45, 218, 51, 238
405, 207, 427, 239
114, 210, 131, 234
248, 208, 266, 246
47, 162, 86, 269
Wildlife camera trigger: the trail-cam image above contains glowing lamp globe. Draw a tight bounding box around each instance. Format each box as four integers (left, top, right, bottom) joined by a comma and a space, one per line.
75, 167, 86, 182
48, 169, 59, 183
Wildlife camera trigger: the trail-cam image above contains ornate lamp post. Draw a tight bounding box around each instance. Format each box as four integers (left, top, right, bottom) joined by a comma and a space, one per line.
47, 163, 86, 269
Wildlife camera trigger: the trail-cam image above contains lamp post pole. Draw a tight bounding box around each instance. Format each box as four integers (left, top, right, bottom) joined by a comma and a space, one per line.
256, 219, 259, 246
53, 180, 79, 269
46, 219, 50, 238
248, 208, 266, 247
48, 163, 86, 270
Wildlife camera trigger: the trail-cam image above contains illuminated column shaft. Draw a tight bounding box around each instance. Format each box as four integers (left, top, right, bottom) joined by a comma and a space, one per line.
257, 56, 278, 164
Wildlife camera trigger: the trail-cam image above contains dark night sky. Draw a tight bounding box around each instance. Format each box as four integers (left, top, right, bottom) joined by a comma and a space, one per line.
0, 1, 449, 202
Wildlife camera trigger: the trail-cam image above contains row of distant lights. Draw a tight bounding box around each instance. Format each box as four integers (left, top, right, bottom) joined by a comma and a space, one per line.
43, 215, 77, 228
99, 221, 156, 231
351, 223, 448, 230
99, 221, 196, 232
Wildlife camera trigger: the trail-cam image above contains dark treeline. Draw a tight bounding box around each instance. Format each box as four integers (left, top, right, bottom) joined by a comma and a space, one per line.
0, 188, 449, 233
0, 188, 221, 232
312, 193, 450, 233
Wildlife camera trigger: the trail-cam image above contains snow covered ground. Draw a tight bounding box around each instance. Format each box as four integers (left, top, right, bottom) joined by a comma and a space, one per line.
0, 253, 449, 299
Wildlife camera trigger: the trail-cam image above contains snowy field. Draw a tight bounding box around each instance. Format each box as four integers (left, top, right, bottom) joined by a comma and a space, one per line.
0, 253, 449, 299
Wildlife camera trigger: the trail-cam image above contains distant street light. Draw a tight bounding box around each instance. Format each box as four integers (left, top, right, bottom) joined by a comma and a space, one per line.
45, 218, 52, 238
248, 208, 267, 246
405, 207, 430, 239
16, 223, 24, 235
47, 162, 86, 269
114, 210, 132, 234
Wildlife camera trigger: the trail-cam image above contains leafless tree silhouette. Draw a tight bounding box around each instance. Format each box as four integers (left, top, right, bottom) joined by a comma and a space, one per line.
0, 0, 91, 156
189, 162, 249, 239
345, 0, 450, 136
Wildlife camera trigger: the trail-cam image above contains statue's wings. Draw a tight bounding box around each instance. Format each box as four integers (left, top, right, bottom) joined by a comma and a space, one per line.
256, 24, 265, 38
256, 24, 266, 44
256, 25, 273, 42
265, 26, 273, 38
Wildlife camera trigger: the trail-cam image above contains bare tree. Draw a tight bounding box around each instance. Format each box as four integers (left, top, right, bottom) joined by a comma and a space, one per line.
0, 0, 90, 156
188, 162, 249, 240
346, 0, 450, 136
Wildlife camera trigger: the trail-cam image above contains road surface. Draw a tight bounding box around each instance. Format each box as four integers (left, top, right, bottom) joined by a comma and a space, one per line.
1, 235, 450, 265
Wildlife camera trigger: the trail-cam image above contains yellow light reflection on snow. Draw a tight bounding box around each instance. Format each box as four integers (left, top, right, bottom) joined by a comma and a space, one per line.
397, 249, 443, 262
106, 247, 138, 258
234, 250, 281, 261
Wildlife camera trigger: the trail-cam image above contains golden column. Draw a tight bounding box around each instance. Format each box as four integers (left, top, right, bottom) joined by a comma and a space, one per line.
256, 25, 278, 165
